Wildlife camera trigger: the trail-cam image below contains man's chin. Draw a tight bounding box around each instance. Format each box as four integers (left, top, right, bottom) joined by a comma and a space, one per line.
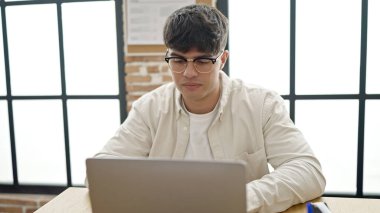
181, 91, 203, 102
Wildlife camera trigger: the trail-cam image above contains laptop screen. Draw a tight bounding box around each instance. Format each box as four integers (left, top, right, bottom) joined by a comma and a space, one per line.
86, 158, 247, 213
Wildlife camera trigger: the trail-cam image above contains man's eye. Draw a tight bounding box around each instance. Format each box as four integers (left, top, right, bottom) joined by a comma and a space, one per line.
171, 58, 187, 63
195, 59, 211, 64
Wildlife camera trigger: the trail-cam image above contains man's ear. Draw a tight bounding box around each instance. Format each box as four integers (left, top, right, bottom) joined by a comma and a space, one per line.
220, 50, 229, 70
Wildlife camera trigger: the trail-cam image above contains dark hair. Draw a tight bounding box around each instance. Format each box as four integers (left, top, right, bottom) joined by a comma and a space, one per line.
163, 4, 228, 55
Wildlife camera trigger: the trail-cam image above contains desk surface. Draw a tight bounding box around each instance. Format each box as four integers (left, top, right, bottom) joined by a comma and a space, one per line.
36, 187, 380, 213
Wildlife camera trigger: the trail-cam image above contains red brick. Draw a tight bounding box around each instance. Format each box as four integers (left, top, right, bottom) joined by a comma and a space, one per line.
0, 206, 22, 213
147, 66, 159, 73
125, 55, 165, 63
124, 65, 140, 73
38, 199, 53, 207
0, 198, 36, 206
127, 95, 141, 102
126, 84, 161, 92
125, 75, 151, 83
162, 75, 173, 82
160, 65, 169, 73
25, 207, 39, 213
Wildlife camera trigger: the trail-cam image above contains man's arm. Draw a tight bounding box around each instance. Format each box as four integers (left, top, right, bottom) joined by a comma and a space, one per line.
246, 93, 326, 213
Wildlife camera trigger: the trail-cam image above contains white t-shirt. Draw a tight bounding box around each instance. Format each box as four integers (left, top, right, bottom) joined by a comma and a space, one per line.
183, 105, 218, 160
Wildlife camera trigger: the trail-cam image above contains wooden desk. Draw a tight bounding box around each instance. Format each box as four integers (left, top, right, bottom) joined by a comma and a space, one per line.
36, 187, 380, 213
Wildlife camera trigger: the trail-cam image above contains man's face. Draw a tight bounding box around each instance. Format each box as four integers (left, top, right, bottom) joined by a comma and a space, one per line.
166, 48, 229, 113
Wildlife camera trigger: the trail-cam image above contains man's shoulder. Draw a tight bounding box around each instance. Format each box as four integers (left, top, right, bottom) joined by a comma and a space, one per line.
229, 78, 278, 98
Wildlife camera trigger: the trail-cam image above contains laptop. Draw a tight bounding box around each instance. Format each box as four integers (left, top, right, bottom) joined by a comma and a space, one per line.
86, 158, 247, 213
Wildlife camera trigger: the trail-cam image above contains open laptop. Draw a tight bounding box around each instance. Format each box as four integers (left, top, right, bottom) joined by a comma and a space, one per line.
86, 158, 247, 213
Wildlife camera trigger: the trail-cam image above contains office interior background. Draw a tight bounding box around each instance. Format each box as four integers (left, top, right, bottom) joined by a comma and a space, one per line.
0, 0, 379, 200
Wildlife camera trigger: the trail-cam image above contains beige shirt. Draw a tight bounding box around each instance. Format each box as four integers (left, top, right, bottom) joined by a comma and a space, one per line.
95, 71, 326, 213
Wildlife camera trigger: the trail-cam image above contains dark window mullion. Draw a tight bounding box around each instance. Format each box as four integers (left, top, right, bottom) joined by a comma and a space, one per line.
114, 0, 127, 122
56, 0, 71, 187
289, 0, 296, 122
216, 0, 229, 76
356, 0, 368, 197
1, 1, 19, 186
7, 95, 120, 100
3, 0, 110, 7
366, 94, 380, 99
1, 0, 19, 186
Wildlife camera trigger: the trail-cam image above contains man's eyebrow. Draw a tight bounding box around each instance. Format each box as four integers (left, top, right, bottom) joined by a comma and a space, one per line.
168, 52, 213, 58
168, 52, 184, 57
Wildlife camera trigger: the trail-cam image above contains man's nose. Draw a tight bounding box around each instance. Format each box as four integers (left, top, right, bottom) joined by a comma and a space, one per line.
183, 62, 198, 78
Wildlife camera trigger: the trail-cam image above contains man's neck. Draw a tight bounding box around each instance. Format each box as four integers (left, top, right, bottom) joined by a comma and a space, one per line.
182, 87, 221, 114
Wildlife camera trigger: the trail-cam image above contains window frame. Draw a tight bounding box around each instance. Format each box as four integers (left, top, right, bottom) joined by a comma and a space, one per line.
0, 0, 126, 194
222, 0, 380, 199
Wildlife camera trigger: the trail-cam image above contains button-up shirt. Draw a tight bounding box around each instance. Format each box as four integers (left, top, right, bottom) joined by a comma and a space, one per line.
95, 71, 326, 213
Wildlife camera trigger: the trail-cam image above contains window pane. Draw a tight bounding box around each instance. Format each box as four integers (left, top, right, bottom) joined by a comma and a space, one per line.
364, 100, 380, 195
0, 101, 13, 184
68, 99, 120, 185
366, 0, 380, 94
13, 100, 66, 185
0, 10, 6, 96
6, 4, 61, 95
296, 0, 361, 94
62, 1, 119, 95
229, 0, 289, 95
295, 100, 358, 193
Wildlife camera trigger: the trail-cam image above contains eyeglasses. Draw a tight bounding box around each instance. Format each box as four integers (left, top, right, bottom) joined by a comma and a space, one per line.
164, 51, 224, 74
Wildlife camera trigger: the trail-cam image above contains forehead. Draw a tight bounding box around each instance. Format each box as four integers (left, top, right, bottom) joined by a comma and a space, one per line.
168, 48, 213, 58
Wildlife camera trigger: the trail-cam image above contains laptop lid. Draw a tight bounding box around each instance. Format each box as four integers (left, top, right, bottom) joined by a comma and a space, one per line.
86, 158, 247, 213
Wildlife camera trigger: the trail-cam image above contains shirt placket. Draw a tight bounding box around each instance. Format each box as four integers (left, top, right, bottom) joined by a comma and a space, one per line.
172, 113, 190, 159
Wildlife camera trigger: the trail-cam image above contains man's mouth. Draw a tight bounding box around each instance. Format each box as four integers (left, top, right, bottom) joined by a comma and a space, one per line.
182, 83, 201, 90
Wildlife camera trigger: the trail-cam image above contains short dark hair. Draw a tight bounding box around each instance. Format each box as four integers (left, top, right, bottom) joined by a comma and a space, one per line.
163, 4, 228, 55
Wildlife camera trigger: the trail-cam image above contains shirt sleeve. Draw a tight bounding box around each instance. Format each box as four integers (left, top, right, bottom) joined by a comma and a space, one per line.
246, 92, 326, 213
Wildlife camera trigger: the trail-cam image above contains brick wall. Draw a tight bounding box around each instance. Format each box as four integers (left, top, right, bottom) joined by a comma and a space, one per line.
124, 55, 171, 111
0, 193, 54, 213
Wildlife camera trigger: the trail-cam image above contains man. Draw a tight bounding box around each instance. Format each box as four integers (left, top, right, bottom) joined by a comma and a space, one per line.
95, 4, 326, 213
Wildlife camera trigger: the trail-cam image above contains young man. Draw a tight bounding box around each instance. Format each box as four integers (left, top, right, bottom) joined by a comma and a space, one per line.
95, 4, 326, 213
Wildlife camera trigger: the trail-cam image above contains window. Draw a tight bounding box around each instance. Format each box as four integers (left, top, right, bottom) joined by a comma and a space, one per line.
229, 0, 289, 95
366, 0, 380, 94
0, 0, 126, 193
228, 0, 380, 197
